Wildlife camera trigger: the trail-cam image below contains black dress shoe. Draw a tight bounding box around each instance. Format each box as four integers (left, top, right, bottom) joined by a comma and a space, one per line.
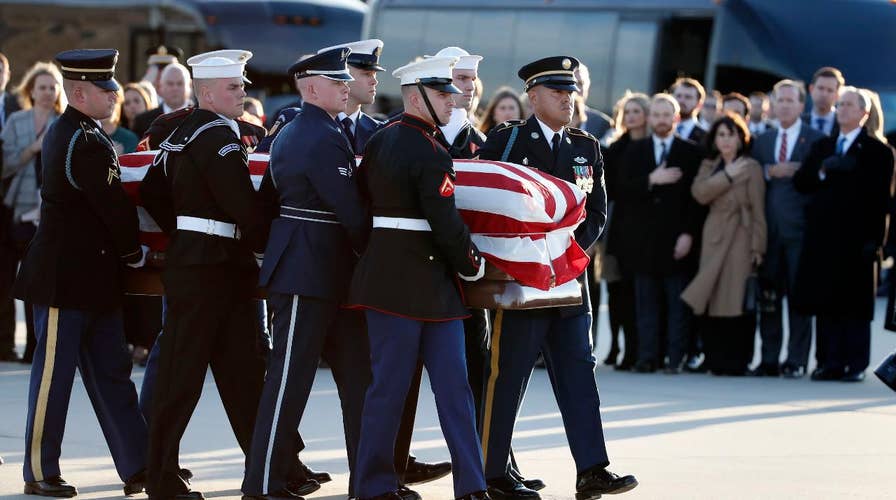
811, 366, 845, 381
24, 476, 78, 498
403, 457, 451, 485
615, 359, 634, 371
486, 476, 540, 499
457, 491, 492, 500
781, 364, 806, 378
300, 462, 331, 484
684, 353, 707, 373
508, 468, 546, 491
575, 467, 638, 499
149, 492, 204, 500
360, 488, 420, 500
287, 477, 320, 496
123, 469, 146, 495
242, 488, 304, 499
602, 351, 619, 366
841, 371, 866, 382
749, 363, 780, 377
0, 350, 21, 361
632, 361, 656, 373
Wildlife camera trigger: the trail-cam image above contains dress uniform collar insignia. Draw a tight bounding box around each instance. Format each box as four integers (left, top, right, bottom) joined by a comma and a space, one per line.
574, 156, 587, 164
566, 136, 572, 144
522, 157, 529, 165
531, 132, 539, 140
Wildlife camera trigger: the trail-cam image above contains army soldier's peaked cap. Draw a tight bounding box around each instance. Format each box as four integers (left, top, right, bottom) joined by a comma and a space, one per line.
318, 39, 385, 72
518, 56, 581, 92
427, 46, 482, 71
393, 56, 461, 94
55, 49, 120, 91
146, 44, 184, 66
289, 47, 354, 81
187, 49, 253, 83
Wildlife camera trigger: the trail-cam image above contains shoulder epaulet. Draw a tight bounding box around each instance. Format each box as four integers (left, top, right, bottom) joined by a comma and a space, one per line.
158, 107, 194, 123
495, 119, 526, 132
567, 126, 597, 142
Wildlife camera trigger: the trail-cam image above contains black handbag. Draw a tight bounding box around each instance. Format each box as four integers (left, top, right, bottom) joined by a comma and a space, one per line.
743, 269, 759, 314
874, 350, 896, 392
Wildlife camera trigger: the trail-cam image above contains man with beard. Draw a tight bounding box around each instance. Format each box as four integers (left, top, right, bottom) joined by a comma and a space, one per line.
477, 56, 637, 500
671, 77, 707, 145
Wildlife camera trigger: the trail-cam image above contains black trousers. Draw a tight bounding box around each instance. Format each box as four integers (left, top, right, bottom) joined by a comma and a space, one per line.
702, 314, 756, 374
605, 278, 637, 365
146, 266, 266, 498
816, 315, 871, 374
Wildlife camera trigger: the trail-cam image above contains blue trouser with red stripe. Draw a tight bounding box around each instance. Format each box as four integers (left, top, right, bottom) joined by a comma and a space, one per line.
23, 304, 147, 483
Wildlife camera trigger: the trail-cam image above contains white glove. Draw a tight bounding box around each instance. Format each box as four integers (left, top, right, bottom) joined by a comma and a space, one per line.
126, 245, 150, 269
254, 252, 264, 268
458, 261, 486, 282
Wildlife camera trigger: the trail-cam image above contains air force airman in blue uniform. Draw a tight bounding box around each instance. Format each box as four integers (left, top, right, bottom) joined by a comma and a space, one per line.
348, 55, 489, 500
476, 57, 638, 500
323, 39, 387, 154
242, 47, 372, 499
14, 49, 148, 498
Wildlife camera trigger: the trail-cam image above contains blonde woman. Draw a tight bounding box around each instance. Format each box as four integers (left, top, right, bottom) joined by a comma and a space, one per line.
1, 61, 64, 363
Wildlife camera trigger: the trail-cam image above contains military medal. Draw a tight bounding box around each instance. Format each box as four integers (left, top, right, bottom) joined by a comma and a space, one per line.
572, 164, 594, 193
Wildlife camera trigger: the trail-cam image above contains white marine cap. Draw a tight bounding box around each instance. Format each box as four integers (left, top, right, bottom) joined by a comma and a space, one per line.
317, 39, 385, 71
428, 46, 482, 71
393, 56, 461, 93
187, 49, 253, 83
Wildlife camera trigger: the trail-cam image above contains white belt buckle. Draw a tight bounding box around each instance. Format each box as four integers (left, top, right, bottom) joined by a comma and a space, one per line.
206, 218, 216, 235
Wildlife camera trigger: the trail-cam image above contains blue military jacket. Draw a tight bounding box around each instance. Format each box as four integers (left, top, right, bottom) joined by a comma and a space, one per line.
258, 103, 369, 300
352, 111, 384, 153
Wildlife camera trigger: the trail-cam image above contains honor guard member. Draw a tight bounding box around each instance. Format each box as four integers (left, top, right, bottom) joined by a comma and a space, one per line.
14, 49, 149, 498
318, 39, 387, 153
242, 47, 372, 500
476, 56, 638, 500
143, 49, 268, 500
348, 55, 489, 500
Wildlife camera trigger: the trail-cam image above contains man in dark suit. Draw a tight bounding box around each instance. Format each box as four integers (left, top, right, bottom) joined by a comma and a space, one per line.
753, 80, 825, 378
617, 93, 704, 374
671, 77, 708, 145
0, 51, 22, 362
748, 91, 774, 136
576, 63, 612, 141
794, 86, 894, 382
801, 67, 844, 137
132, 62, 192, 138
478, 56, 637, 500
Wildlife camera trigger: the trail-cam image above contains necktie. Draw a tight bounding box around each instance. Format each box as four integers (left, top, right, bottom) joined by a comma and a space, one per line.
658, 141, 668, 165
340, 117, 356, 152
551, 132, 561, 164
676, 123, 685, 136
836, 136, 846, 156
778, 131, 788, 162
815, 117, 826, 133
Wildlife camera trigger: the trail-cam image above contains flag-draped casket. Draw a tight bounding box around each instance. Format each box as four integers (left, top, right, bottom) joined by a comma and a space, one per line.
118, 151, 589, 309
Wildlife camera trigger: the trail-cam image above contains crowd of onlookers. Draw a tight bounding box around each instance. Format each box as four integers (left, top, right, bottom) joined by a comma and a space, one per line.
0, 46, 892, 382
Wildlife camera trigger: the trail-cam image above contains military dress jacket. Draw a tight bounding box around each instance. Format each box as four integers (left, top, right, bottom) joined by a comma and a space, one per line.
14, 106, 142, 311
149, 109, 266, 298
353, 111, 384, 153
257, 103, 368, 301
477, 117, 607, 317
438, 122, 486, 160
348, 113, 482, 320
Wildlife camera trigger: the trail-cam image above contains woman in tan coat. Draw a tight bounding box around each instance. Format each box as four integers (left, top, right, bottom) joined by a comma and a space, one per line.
681, 112, 766, 375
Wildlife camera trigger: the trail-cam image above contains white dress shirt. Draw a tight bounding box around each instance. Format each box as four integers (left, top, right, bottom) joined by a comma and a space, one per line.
836, 126, 862, 155
337, 109, 362, 135
774, 120, 802, 163
652, 134, 674, 165
676, 117, 703, 140
535, 116, 565, 151
810, 109, 836, 135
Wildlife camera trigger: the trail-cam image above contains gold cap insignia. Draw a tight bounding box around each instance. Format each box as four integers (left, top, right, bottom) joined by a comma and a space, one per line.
562, 58, 571, 70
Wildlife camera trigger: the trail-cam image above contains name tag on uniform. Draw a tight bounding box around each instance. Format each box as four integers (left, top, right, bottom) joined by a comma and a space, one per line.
572, 164, 594, 194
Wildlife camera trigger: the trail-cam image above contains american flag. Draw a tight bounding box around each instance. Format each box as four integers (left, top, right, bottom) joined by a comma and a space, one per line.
118, 151, 588, 291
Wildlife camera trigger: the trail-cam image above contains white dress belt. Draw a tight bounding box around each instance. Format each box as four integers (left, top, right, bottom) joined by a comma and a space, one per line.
372, 216, 432, 232
176, 215, 241, 239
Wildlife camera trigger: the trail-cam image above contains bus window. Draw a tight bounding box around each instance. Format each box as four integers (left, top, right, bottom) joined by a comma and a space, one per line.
463, 9, 518, 95
608, 20, 659, 105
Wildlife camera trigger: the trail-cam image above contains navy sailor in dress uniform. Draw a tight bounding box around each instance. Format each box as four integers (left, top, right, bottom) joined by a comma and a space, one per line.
143, 49, 268, 500
14, 49, 149, 498
241, 47, 372, 500
349, 56, 490, 500
476, 56, 638, 500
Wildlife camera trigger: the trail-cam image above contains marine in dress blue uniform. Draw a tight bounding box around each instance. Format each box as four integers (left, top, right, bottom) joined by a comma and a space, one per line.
242, 47, 372, 500
142, 50, 268, 500
348, 56, 489, 500
14, 49, 148, 498
476, 57, 637, 500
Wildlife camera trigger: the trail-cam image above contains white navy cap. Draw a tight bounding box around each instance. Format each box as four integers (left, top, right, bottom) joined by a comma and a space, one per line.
393, 56, 461, 93
318, 39, 385, 71
187, 49, 253, 83
428, 46, 482, 71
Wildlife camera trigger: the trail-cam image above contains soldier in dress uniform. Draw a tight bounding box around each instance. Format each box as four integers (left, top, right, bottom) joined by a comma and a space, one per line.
324, 39, 387, 153
348, 55, 489, 500
14, 48, 149, 498
241, 47, 372, 500
143, 49, 268, 500
431, 46, 487, 159
476, 56, 638, 500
